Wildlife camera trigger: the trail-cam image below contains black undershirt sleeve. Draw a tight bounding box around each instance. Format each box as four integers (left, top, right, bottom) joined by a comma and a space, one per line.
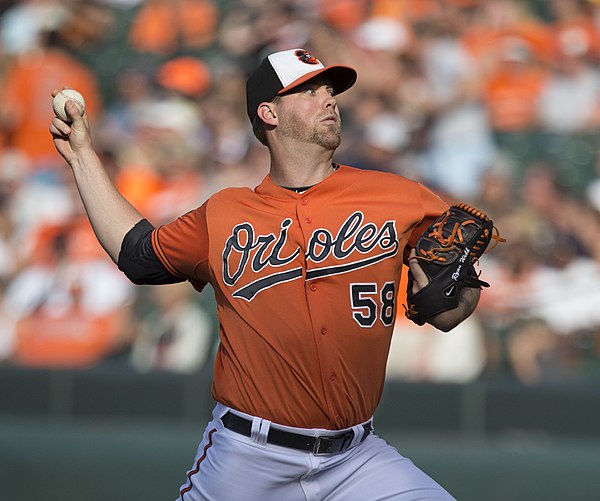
117, 219, 185, 285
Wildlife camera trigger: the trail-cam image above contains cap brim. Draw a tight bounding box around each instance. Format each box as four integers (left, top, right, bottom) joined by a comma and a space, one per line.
277, 65, 357, 97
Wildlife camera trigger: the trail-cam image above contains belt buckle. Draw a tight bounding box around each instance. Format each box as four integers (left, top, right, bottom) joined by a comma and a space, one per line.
312, 433, 352, 455
312, 436, 325, 455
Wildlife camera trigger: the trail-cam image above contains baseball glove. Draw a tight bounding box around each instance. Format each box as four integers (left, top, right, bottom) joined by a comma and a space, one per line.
405, 203, 503, 326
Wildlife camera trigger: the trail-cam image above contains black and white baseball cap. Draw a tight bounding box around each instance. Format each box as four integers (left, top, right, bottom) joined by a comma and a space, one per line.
246, 48, 357, 122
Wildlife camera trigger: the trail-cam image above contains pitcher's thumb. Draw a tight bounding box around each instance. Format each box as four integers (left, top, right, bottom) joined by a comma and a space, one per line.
65, 99, 85, 122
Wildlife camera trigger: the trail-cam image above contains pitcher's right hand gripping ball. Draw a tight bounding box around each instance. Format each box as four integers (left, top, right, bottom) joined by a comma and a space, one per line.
53, 89, 85, 122
405, 203, 504, 325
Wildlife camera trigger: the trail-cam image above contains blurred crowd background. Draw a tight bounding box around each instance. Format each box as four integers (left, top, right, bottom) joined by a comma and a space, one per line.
1, 0, 600, 388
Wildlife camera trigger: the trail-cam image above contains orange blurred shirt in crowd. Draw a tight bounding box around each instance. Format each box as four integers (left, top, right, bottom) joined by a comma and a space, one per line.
372, 0, 445, 22
463, 26, 554, 64
372, 0, 483, 23
461, 7, 555, 66
128, 0, 218, 55
482, 48, 549, 132
0, 48, 101, 166
115, 166, 165, 217
12, 218, 131, 368
319, 0, 370, 31
13, 308, 128, 368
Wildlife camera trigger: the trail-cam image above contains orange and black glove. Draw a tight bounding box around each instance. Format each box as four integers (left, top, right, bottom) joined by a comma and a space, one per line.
405, 203, 504, 326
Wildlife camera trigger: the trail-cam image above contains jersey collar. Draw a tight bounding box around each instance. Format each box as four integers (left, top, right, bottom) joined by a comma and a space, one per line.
255, 164, 347, 200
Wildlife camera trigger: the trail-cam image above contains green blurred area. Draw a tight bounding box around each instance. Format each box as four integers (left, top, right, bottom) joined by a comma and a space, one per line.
2, 367, 600, 500
2, 420, 600, 501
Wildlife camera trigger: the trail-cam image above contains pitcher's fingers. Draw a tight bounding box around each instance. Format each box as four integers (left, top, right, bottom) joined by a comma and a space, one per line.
408, 249, 429, 292
50, 117, 71, 136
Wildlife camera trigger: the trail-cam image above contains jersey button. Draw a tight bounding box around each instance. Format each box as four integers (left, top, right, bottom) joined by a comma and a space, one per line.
300, 199, 308, 205
321, 328, 327, 335
329, 372, 336, 381
309, 284, 317, 292
305, 217, 312, 223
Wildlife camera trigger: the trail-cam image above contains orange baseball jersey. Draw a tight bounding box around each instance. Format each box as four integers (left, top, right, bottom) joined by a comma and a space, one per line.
152, 165, 447, 429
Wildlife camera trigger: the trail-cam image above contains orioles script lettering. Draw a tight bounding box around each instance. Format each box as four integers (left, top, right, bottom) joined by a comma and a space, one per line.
222, 212, 399, 301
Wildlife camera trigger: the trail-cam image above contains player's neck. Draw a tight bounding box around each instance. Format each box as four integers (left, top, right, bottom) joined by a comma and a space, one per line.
269, 159, 337, 189
268, 146, 336, 188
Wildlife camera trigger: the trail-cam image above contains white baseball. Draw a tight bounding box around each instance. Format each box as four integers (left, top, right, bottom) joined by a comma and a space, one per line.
53, 89, 86, 121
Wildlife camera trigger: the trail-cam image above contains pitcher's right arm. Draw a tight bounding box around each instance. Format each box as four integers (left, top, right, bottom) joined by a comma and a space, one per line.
49, 90, 144, 263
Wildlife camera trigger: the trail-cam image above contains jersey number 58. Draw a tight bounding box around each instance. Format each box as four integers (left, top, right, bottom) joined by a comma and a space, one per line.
350, 282, 396, 328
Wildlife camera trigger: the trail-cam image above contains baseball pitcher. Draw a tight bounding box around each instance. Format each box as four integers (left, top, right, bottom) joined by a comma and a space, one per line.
50, 48, 500, 500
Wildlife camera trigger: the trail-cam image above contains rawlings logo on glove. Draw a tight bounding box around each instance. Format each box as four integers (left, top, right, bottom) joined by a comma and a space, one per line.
405, 203, 504, 326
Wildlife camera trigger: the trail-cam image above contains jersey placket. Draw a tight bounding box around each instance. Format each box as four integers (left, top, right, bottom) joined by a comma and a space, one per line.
296, 194, 344, 427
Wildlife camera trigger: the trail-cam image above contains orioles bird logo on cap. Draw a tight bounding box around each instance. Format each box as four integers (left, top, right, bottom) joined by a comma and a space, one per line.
295, 49, 320, 65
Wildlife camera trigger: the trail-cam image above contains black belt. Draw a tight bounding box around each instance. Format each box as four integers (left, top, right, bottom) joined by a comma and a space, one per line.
221, 411, 372, 455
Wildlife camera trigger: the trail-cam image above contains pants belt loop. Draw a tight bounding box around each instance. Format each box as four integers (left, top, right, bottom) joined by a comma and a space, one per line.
214, 402, 230, 421
251, 417, 270, 446
348, 423, 363, 449
351, 419, 373, 449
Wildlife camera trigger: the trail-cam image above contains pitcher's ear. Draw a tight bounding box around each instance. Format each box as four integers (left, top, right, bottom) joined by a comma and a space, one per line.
257, 102, 277, 126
